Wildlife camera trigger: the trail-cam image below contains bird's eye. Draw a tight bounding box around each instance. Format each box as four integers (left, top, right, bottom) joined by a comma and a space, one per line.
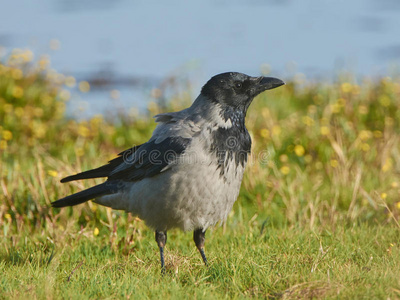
235, 82, 242, 89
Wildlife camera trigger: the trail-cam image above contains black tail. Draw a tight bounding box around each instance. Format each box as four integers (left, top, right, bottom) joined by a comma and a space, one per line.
60, 165, 113, 183
51, 182, 116, 208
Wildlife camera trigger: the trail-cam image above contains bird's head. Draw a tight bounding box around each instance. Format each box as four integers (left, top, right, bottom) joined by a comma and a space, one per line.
201, 72, 284, 112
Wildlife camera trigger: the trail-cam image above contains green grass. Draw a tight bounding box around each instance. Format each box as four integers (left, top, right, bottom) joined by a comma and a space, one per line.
1, 224, 399, 299
1, 50, 400, 299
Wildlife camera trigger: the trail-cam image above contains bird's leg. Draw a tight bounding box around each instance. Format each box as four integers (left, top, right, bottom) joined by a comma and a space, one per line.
193, 228, 208, 266
155, 230, 167, 273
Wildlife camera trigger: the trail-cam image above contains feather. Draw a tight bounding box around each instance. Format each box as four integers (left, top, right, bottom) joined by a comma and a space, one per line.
60, 145, 142, 183
52, 182, 118, 207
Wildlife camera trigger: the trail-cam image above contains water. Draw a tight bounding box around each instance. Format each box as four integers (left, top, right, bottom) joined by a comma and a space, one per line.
1, 0, 400, 117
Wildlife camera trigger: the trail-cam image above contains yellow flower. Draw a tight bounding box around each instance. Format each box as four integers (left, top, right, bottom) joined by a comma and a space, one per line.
2, 130, 12, 140
79, 81, 90, 93
93, 227, 100, 236
4, 214, 11, 220
78, 124, 90, 137
320, 126, 330, 136
396, 202, 400, 210
391, 182, 398, 188
381, 193, 387, 200
12, 86, 24, 98
32, 122, 46, 138
47, 170, 58, 177
341, 82, 352, 93
330, 159, 338, 168
260, 128, 270, 138
294, 145, 305, 157
359, 130, 371, 141
280, 165, 290, 175
361, 143, 370, 152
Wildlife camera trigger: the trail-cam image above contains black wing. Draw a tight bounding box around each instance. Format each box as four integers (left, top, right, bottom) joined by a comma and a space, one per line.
108, 136, 191, 181
60, 136, 191, 183
60, 144, 142, 183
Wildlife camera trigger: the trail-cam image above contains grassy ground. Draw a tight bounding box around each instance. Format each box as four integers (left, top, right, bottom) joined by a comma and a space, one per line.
1, 50, 400, 299
2, 223, 399, 299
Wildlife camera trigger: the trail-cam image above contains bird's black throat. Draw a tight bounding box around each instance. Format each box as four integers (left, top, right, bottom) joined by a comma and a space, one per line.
210, 107, 252, 176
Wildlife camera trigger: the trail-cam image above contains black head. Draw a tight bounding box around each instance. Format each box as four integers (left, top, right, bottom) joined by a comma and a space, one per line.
201, 72, 284, 111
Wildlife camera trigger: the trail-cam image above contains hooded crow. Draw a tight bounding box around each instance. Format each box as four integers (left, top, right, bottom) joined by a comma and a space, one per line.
52, 72, 284, 271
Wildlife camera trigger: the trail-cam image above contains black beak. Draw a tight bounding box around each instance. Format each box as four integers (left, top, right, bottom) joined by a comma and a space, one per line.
252, 76, 285, 96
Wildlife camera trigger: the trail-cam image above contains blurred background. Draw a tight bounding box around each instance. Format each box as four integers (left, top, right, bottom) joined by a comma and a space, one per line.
1, 0, 400, 117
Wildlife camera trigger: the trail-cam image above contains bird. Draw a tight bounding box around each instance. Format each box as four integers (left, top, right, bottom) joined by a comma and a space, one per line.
52, 72, 284, 271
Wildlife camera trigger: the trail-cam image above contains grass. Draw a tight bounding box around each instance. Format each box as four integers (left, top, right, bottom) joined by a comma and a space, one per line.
1, 225, 399, 299
1, 49, 400, 298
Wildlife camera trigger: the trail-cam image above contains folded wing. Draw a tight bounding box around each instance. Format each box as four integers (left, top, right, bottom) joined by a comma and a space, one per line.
52, 112, 199, 208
